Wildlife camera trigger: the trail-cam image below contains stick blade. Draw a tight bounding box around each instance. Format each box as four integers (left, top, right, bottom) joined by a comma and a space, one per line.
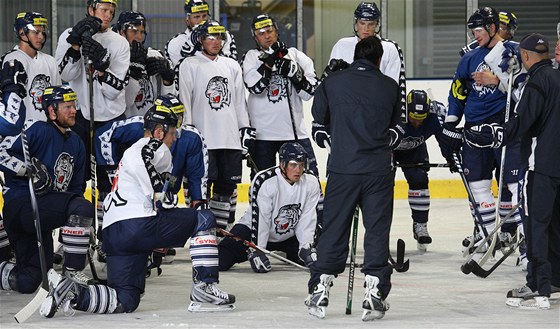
468, 260, 490, 278
14, 287, 48, 323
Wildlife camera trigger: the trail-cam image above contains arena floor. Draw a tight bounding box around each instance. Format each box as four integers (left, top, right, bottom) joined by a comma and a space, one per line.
1, 199, 559, 328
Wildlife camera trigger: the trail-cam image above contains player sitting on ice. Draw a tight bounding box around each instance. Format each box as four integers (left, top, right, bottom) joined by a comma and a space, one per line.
218, 142, 321, 273
40, 101, 235, 318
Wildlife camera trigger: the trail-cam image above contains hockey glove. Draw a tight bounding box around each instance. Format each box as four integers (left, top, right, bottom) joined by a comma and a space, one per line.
81, 37, 110, 71
0, 59, 28, 98
499, 43, 521, 74
440, 122, 463, 159
146, 57, 175, 82
464, 123, 504, 149
311, 121, 331, 149
320, 58, 349, 81
298, 244, 317, 268
276, 58, 305, 87
248, 249, 271, 273
239, 127, 256, 157
67, 16, 102, 45
29, 157, 52, 197
129, 41, 147, 80
270, 41, 289, 58
147, 248, 166, 277
389, 121, 406, 149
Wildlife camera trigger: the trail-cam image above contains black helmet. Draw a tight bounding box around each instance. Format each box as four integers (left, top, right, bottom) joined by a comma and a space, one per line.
467, 7, 499, 30
42, 85, 77, 113
406, 90, 430, 121
354, 2, 381, 21
113, 11, 146, 33
87, 0, 118, 8
184, 0, 209, 16
190, 19, 227, 47
279, 142, 308, 168
251, 14, 278, 37
144, 95, 182, 134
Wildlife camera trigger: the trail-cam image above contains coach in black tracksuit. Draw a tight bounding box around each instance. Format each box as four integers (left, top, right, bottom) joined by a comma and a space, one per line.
308, 36, 401, 300
466, 33, 560, 302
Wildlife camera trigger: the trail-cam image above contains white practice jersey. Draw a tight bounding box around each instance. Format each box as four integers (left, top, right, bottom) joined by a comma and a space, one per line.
237, 167, 320, 250
178, 51, 249, 150
1, 48, 61, 122
124, 48, 174, 118
102, 137, 172, 228
55, 28, 130, 122
165, 28, 237, 67
243, 47, 316, 141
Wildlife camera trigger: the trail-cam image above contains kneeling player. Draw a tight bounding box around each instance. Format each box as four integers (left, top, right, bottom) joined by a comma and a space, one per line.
40, 101, 235, 317
218, 142, 321, 273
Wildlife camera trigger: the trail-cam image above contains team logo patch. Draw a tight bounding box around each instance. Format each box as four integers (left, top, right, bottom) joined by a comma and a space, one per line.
472, 62, 497, 95
274, 203, 302, 235
267, 75, 287, 103
134, 77, 155, 114
205, 76, 231, 110
54, 152, 74, 191
395, 136, 425, 151
29, 74, 51, 112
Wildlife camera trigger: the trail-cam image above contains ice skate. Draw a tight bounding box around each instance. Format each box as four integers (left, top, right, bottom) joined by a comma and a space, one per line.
40, 271, 80, 318
505, 284, 537, 307
305, 274, 334, 319
413, 222, 432, 252
163, 248, 176, 264
188, 281, 235, 312
0, 261, 15, 290
361, 275, 389, 321
64, 268, 95, 286
510, 296, 551, 310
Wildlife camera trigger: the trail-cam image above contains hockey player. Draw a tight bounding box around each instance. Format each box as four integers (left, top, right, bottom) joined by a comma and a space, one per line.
464, 33, 560, 310
178, 19, 253, 230
165, 0, 237, 67
40, 103, 235, 317
393, 90, 449, 252
1, 11, 61, 122
113, 11, 175, 118
0, 59, 28, 264
242, 14, 319, 178
441, 7, 523, 254
218, 142, 320, 272
0, 85, 96, 293
306, 36, 399, 320
460, 11, 518, 57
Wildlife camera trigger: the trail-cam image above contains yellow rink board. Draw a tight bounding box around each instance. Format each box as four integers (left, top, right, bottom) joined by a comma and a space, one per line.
0, 179, 499, 209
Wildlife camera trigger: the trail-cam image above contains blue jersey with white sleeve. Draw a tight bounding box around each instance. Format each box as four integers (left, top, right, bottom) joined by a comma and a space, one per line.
0, 92, 26, 137
95, 116, 144, 167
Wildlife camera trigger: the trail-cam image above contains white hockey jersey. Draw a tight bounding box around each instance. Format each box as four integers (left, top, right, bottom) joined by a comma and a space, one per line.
237, 167, 320, 250
1, 47, 61, 122
55, 28, 130, 122
165, 28, 237, 67
178, 51, 249, 150
102, 137, 172, 228
243, 47, 316, 140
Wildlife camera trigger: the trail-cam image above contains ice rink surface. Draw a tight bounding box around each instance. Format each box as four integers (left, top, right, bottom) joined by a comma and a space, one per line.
1, 199, 559, 329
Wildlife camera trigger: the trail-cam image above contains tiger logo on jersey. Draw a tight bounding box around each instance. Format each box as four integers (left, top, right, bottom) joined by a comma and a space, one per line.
134, 77, 155, 114
274, 203, 302, 235
267, 75, 287, 103
395, 136, 425, 151
29, 74, 51, 112
54, 152, 74, 192
472, 62, 497, 96
205, 76, 231, 110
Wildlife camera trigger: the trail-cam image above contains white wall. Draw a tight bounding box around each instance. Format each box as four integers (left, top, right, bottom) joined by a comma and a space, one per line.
242, 79, 454, 183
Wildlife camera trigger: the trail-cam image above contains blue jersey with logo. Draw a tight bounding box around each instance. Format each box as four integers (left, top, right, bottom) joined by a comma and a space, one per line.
448, 46, 507, 123
0, 120, 85, 202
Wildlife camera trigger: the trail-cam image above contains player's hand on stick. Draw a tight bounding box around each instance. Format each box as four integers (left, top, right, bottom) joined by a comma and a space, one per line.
81, 37, 110, 71
248, 249, 271, 273
67, 16, 102, 45
440, 122, 463, 159
29, 157, 52, 196
0, 59, 28, 98
298, 244, 317, 268
464, 123, 504, 149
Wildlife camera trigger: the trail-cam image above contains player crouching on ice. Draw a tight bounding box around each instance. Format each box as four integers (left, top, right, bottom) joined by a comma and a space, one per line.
40, 101, 235, 318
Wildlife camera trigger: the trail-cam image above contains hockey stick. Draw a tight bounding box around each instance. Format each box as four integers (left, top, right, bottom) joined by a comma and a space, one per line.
217, 228, 309, 271
14, 128, 49, 323
396, 163, 449, 168
345, 207, 359, 315
87, 247, 107, 285
467, 236, 524, 279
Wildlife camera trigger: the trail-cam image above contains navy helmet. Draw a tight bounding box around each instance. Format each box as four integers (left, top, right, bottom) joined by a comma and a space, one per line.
406, 90, 430, 121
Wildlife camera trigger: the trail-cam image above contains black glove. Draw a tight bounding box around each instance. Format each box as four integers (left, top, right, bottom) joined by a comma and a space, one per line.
29, 157, 52, 196
320, 58, 349, 80
146, 248, 166, 277
276, 58, 304, 87
129, 41, 147, 80
311, 121, 331, 149
269, 41, 289, 59
256, 63, 272, 80
0, 59, 28, 98
239, 127, 256, 157
67, 16, 102, 45
389, 121, 406, 149
298, 244, 317, 268
440, 122, 464, 159
146, 57, 174, 82
446, 159, 459, 173
248, 249, 271, 273
464, 123, 504, 149
81, 37, 110, 71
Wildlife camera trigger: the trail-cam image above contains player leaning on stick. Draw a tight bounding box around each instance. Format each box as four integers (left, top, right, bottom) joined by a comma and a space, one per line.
39, 102, 235, 317
464, 33, 560, 310
0, 85, 96, 293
